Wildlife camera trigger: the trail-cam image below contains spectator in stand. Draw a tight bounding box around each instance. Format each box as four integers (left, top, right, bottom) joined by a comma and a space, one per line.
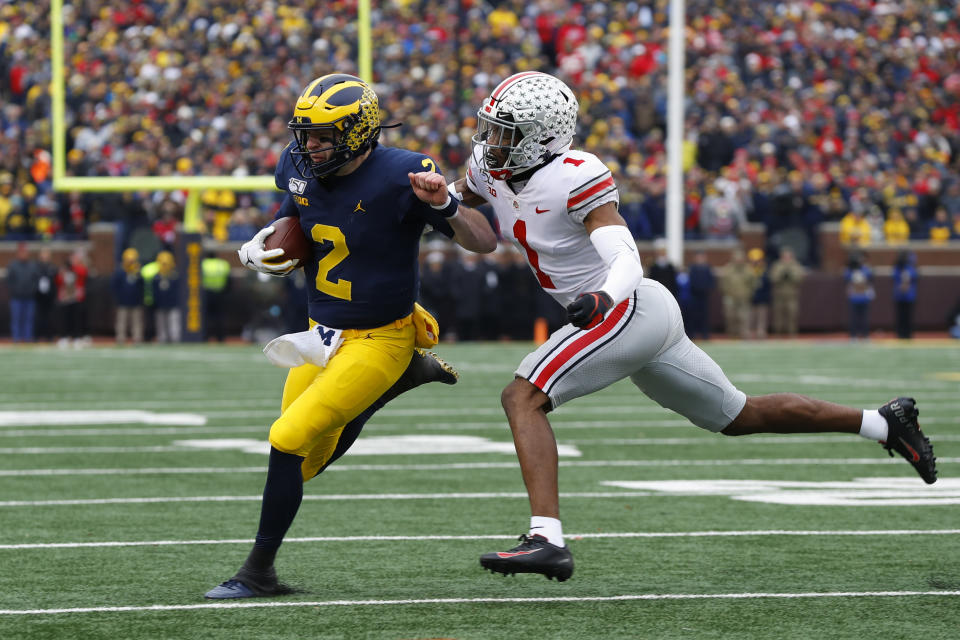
845, 253, 874, 341
3, 0, 960, 250
892, 251, 919, 340
6, 242, 40, 342
769, 247, 805, 338
839, 209, 872, 247
111, 247, 145, 345
201, 251, 231, 342
419, 245, 458, 342
227, 208, 261, 243
495, 244, 539, 341
56, 249, 89, 347
34, 246, 59, 342
646, 244, 678, 300
719, 249, 756, 340
929, 207, 954, 244
699, 182, 746, 241
145, 250, 181, 344
686, 251, 715, 341
152, 199, 180, 250
451, 249, 499, 341
884, 208, 911, 245
747, 248, 771, 340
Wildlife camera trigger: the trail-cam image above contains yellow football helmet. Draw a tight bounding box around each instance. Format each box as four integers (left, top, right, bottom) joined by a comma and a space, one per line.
288, 74, 381, 179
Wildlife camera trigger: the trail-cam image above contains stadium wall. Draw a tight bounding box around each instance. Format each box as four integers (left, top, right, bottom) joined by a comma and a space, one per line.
1, 224, 959, 339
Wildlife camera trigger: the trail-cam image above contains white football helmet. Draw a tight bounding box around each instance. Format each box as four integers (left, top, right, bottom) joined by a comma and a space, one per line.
472, 72, 579, 180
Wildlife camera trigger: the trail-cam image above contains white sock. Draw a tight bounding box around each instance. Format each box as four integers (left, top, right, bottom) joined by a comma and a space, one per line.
529, 516, 564, 547
859, 409, 889, 442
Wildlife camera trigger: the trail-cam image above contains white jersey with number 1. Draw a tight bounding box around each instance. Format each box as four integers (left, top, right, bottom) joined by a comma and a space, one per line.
466, 148, 618, 308
463, 147, 746, 433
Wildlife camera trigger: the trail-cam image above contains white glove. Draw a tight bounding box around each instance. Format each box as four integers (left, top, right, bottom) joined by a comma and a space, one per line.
238, 226, 296, 275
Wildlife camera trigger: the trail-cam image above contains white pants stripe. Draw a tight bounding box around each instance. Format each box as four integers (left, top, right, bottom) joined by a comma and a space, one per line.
516, 280, 746, 432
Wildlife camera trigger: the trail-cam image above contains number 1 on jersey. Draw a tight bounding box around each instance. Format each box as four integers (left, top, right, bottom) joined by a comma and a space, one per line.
513, 220, 555, 289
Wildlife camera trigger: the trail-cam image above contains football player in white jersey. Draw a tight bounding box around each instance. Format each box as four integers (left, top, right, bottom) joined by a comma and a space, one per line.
409, 71, 936, 582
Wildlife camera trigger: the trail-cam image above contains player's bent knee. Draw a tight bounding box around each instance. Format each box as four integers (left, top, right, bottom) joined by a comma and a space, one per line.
720, 398, 759, 436
501, 377, 548, 415
268, 417, 314, 456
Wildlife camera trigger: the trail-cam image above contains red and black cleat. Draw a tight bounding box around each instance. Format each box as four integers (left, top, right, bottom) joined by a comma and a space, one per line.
878, 397, 937, 484
480, 534, 574, 582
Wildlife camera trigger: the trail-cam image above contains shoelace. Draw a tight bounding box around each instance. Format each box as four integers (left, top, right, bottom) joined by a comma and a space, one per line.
513, 534, 545, 549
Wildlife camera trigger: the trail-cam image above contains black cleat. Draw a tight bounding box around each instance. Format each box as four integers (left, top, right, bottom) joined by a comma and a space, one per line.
480, 534, 574, 582
878, 397, 937, 484
377, 348, 458, 406
205, 566, 294, 600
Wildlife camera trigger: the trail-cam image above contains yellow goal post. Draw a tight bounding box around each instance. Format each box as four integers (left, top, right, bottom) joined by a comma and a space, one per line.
49, 0, 373, 231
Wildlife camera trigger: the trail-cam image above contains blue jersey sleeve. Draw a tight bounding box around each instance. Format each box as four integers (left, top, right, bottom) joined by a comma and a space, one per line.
401, 152, 454, 238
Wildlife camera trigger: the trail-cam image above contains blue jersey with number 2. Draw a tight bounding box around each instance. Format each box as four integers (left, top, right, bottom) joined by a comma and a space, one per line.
273, 144, 453, 329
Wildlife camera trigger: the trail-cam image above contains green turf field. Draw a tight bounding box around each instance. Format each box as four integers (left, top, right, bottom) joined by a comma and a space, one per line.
1, 340, 958, 639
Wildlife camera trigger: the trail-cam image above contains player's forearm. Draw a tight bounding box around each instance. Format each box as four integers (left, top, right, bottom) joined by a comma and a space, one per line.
450, 206, 498, 253
449, 178, 486, 207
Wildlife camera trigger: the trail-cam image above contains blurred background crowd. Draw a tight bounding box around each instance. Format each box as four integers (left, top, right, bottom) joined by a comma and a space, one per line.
2, 0, 960, 259
3, 0, 960, 344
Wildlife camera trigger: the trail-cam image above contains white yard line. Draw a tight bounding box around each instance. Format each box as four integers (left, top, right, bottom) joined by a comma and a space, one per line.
1, 591, 957, 615
4, 434, 960, 453
1, 457, 957, 477
2, 529, 959, 550
0, 492, 647, 506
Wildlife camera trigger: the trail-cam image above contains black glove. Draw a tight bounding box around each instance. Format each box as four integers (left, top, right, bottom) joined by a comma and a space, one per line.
566, 291, 614, 329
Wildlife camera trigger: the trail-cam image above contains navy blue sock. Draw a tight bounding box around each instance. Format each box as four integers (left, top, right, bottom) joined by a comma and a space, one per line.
241, 447, 304, 574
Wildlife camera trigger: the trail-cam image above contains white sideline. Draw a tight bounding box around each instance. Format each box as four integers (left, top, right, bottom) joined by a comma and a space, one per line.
1, 591, 958, 615
2, 529, 959, 550
1, 456, 958, 477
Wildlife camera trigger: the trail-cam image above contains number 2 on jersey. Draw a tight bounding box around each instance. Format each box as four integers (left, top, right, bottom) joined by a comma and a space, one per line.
310, 224, 352, 300
512, 220, 555, 289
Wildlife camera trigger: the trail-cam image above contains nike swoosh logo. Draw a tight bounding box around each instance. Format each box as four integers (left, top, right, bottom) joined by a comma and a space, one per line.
899, 437, 920, 462
496, 549, 543, 558
535, 207, 549, 213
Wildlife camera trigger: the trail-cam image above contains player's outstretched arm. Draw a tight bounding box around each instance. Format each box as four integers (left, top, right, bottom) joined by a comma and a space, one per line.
566, 203, 644, 329
409, 171, 497, 254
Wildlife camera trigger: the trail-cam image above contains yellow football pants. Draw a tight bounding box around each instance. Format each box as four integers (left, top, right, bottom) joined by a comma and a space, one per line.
269, 315, 415, 481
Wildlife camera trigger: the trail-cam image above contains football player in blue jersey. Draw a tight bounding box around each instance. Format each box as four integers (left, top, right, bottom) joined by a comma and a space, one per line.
205, 74, 497, 599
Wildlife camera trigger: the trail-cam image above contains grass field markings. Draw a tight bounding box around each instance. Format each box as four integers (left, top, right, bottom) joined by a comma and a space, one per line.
0, 426, 268, 438
5, 433, 960, 455
4, 528, 960, 550
2, 456, 959, 478
167, 436, 582, 457
1, 590, 958, 615
0, 492, 656, 507
5, 416, 956, 438
564, 434, 960, 446
602, 478, 960, 506
729, 373, 957, 389
0, 411, 206, 426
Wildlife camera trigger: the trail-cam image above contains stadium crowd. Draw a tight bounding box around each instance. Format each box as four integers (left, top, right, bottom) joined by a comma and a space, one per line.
2, 0, 960, 261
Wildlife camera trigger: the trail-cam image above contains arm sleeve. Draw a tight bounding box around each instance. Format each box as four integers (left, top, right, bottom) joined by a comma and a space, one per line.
589, 225, 644, 304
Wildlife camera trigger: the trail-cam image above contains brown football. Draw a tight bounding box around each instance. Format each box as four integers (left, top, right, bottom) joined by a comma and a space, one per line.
263, 216, 311, 268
